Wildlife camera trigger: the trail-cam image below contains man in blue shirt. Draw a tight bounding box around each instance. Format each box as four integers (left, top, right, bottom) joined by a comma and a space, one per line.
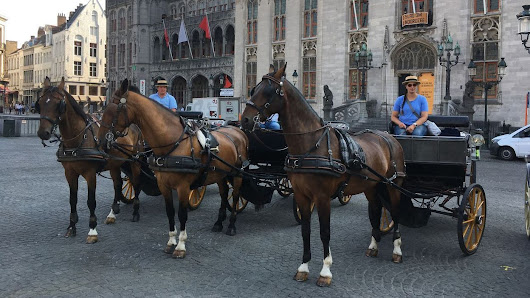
149, 79, 178, 112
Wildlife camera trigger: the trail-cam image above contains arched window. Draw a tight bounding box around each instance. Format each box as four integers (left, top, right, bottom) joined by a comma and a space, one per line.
153, 37, 161, 62
172, 34, 179, 59
189, 1, 196, 17
192, 31, 200, 58
118, 9, 126, 30
92, 11, 98, 25
214, 27, 223, 56
225, 25, 235, 56
192, 76, 209, 98
171, 76, 187, 107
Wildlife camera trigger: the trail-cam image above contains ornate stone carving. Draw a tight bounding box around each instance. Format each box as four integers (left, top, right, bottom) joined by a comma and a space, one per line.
349, 31, 367, 52
302, 39, 317, 56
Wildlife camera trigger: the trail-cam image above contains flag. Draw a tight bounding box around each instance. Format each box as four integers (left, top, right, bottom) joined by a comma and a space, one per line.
164, 27, 170, 47
178, 19, 189, 44
224, 75, 232, 88
199, 16, 211, 39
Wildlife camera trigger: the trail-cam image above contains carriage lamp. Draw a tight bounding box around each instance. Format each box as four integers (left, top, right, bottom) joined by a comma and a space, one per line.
438, 34, 461, 115
517, 5, 530, 54
467, 58, 507, 147
471, 131, 485, 160
292, 70, 298, 87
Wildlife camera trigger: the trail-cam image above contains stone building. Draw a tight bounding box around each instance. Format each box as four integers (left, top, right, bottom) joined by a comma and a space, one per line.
233, 0, 530, 129
106, 0, 236, 109
6, 0, 107, 113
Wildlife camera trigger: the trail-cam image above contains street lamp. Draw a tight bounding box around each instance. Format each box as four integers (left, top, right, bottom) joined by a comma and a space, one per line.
467, 57, 507, 147
354, 43, 373, 101
438, 34, 461, 115
517, 5, 530, 53
292, 70, 298, 87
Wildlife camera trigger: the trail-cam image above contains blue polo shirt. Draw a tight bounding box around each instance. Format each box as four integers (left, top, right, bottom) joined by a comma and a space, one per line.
149, 93, 178, 110
393, 95, 428, 125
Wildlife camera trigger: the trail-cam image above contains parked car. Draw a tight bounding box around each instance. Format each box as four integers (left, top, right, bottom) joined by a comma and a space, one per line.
490, 124, 530, 160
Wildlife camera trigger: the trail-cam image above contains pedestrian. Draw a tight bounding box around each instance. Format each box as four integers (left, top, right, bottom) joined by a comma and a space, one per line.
390, 75, 428, 136
149, 79, 178, 112
8, 104, 12, 114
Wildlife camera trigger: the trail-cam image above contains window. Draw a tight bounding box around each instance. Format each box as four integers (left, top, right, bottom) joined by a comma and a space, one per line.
273, 59, 285, 73
90, 26, 97, 36
303, 0, 317, 38
302, 56, 316, 99
471, 16, 500, 99
401, 0, 433, 27
90, 62, 97, 77
110, 45, 116, 67
100, 87, 106, 96
119, 43, 125, 67
274, 0, 286, 41
128, 43, 132, 66
90, 43, 97, 57
350, 0, 368, 30
74, 41, 82, 56
89, 86, 98, 95
74, 61, 82, 76
220, 0, 228, 11
349, 54, 363, 100
247, 0, 258, 44
198, 0, 206, 15
69, 85, 77, 95
110, 11, 116, 32
79, 86, 85, 95
246, 61, 257, 98
474, 0, 499, 14
127, 7, 132, 25
118, 9, 126, 30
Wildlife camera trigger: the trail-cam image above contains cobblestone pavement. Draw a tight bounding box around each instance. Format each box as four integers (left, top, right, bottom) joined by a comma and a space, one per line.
1, 137, 529, 297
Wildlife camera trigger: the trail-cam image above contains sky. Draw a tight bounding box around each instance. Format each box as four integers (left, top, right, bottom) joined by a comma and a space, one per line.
2, 0, 105, 48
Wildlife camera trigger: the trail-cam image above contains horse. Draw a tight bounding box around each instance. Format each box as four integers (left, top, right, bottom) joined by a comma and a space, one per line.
36, 77, 145, 243
241, 64, 406, 287
99, 79, 249, 258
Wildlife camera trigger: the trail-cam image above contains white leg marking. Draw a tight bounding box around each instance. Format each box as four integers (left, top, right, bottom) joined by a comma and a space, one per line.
167, 228, 178, 246
319, 250, 333, 278
368, 236, 378, 250
175, 229, 187, 251
88, 228, 98, 236
106, 209, 116, 219
393, 238, 402, 256
297, 262, 309, 273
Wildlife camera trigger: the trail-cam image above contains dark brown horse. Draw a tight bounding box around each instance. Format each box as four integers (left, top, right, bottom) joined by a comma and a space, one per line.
36, 77, 144, 243
241, 64, 406, 287
99, 79, 249, 258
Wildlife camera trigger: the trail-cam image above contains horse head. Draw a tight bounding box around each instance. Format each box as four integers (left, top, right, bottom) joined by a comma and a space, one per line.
36, 77, 67, 140
241, 63, 287, 131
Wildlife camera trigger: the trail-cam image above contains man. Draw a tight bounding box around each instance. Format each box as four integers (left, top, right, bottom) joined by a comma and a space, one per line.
149, 79, 178, 112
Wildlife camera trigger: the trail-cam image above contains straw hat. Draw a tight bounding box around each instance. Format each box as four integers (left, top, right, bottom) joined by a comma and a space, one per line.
402, 76, 421, 85
155, 79, 168, 87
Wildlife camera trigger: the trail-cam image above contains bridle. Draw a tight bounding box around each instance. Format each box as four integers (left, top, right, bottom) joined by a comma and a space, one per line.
101, 92, 131, 148
37, 86, 66, 128
245, 74, 285, 128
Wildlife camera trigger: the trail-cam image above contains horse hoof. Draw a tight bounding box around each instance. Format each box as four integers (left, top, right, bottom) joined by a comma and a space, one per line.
211, 225, 223, 232
392, 254, 403, 263
225, 227, 236, 236
131, 214, 140, 222
65, 227, 76, 238
316, 276, 332, 287
112, 204, 121, 214
120, 196, 132, 204
86, 235, 98, 244
293, 272, 309, 282
105, 217, 116, 224
172, 250, 186, 259
365, 248, 378, 257
164, 245, 175, 254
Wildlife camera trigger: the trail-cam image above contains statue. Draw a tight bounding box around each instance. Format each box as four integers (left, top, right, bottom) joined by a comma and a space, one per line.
462, 81, 476, 110
323, 85, 333, 108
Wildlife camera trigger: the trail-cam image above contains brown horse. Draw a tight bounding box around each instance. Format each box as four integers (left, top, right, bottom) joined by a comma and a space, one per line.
241, 64, 406, 287
36, 77, 144, 243
99, 79, 249, 258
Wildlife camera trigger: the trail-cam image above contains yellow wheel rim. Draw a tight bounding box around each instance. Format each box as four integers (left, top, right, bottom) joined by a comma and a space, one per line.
296, 202, 315, 221
188, 186, 207, 210
121, 178, 134, 202
380, 207, 394, 233
228, 191, 248, 213
462, 187, 486, 252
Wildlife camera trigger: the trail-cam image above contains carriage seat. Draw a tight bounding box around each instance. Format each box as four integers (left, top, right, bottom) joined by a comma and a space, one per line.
389, 115, 469, 136
177, 111, 203, 119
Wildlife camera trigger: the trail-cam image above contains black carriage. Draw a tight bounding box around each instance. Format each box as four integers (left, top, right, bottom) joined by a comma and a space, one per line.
393, 115, 486, 255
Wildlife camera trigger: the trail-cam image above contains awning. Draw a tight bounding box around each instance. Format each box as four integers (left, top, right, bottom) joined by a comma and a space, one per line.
86, 95, 102, 103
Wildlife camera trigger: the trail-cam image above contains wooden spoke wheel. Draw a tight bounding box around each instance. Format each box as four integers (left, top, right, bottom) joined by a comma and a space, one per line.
338, 194, 352, 205
121, 175, 134, 202
293, 199, 315, 224
524, 173, 530, 240
457, 183, 486, 255
226, 184, 248, 214
380, 207, 394, 235
188, 186, 207, 210
277, 177, 293, 198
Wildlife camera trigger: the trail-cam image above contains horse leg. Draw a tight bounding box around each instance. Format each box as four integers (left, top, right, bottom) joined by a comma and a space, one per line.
226, 177, 242, 236
130, 163, 142, 222
212, 180, 229, 233
388, 186, 403, 263
84, 171, 98, 244
173, 187, 190, 259
294, 194, 312, 283
161, 185, 177, 254
105, 166, 123, 224
365, 187, 383, 258
64, 169, 80, 238
316, 197, 332, 287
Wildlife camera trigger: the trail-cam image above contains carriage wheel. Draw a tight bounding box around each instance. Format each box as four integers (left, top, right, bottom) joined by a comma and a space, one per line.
457, 183, 486, 255
293, 198, 315, 224
227, 191, 248, 213
338, 194, 352, 205
380, 207, 394, 235
524, 173, 530, 240
121, 175, 134, 202
188, 186, 207, 210
277, 177, 293, 198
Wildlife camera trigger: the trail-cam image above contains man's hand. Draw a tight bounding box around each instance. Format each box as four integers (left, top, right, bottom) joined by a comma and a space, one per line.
398, 122, 407, 129
406, 124, 416, 134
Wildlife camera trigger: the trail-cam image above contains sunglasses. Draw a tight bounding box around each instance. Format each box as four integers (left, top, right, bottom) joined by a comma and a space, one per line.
407, 83, 417, 87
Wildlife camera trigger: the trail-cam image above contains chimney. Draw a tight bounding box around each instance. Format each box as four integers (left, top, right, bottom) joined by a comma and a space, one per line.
57, 14, 66, 26
37, 27, 45, 38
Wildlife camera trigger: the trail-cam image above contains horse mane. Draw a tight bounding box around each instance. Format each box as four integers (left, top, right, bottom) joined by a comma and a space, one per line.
284, 78, 322, 123
128, 85, 141, 93
64, 90, 90, 122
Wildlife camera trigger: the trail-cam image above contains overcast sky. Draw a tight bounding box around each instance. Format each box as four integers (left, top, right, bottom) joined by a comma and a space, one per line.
2, 0, 105, 48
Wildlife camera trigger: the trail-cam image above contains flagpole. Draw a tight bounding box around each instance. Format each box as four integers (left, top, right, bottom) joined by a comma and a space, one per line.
352, 0, 359, 30
206, 11, 215, 57
411, 0, 416, 14
162, 18, 174, 60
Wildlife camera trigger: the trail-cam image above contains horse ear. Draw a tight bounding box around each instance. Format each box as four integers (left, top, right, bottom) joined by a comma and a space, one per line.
274, 62, 287, 79
58, 77, 65, 90
43, 77, 50, 88
120, 79, 129, 94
